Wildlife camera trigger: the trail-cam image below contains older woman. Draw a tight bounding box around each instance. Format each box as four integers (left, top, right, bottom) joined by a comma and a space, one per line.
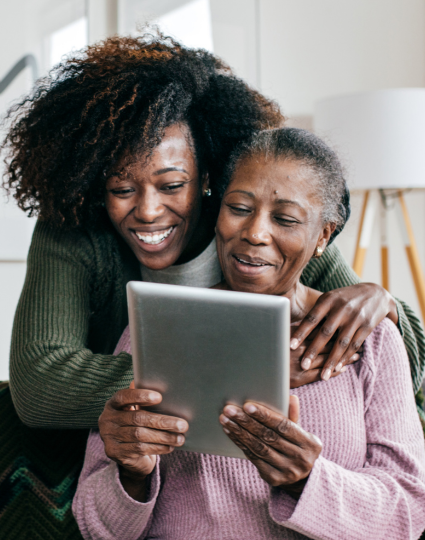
73, 128, 425, 540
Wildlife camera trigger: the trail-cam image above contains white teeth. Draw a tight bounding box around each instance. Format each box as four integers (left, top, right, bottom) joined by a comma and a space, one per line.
135, 227, 173, 245
237, 257, 265, 267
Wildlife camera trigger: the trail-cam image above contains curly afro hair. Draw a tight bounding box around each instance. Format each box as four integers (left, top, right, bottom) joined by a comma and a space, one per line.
1, 29, 283, 229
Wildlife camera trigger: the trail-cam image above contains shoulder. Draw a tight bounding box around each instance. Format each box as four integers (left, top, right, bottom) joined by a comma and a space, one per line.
359, 318, 410, 403
30, 219, 96, 269
301, 243, 361, 289
30, 215, 125, 274
362, 317, 406, 368
114, 326, 132, 355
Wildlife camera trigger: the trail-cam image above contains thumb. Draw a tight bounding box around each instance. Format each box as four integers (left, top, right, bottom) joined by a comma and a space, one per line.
288, 395, 300, 424
129, 380, 135, 389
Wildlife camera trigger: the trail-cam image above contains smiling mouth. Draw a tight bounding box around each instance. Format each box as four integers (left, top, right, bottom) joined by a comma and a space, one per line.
135, 226, 174, 245
234, 255, 272, 267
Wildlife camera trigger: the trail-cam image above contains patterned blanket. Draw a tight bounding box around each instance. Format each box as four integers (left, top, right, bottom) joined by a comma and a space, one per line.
0, 383, 87, 540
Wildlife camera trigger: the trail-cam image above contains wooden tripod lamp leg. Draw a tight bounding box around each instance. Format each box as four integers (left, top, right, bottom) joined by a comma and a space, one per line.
395, 191, 425, 323
353, 190, 376, 278
380, 198, 389, 291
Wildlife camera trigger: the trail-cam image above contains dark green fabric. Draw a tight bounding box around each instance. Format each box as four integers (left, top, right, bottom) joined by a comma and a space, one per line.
5, 217, 425, 538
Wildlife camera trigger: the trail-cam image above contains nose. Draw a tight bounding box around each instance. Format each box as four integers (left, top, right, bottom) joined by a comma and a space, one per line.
241, 211, 272, 245
133, 186, 165, 222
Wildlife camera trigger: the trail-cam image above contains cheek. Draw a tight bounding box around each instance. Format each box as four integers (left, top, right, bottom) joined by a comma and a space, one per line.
105, 196, 127, 227
179, 186, 203, 226
275, 228, 312, 263
216, 209, 240, 243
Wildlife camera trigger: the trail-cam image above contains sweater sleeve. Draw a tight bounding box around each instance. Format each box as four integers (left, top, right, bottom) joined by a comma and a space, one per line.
9, 221, 133, 429
72, 430, 160, 540
269, 319, 425, 540
302, 243, 425, 395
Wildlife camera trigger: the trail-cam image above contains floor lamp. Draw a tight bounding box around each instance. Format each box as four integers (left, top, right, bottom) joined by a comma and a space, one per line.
315, 89, 425, 322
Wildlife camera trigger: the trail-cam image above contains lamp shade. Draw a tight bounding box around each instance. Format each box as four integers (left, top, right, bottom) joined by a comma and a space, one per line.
314, 89, 425, 189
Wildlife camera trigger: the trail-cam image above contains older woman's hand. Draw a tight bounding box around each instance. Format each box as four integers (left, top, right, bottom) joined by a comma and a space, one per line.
291, 283, 397, 381
98, 385, 188, 501
219, 396, 322, 498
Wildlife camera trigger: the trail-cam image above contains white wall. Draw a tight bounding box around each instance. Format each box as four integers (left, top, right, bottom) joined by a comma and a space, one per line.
0, 0, 86, 381
259, 0, 425, 116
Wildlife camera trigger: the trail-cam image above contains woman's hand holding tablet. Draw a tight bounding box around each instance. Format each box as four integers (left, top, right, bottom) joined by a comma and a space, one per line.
99, 381, 323, 501
99, 383, 188, 502
219, 396, 322, 498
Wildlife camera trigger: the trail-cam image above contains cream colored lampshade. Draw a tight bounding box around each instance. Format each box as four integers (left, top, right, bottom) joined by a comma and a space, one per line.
314, 89, 425, 189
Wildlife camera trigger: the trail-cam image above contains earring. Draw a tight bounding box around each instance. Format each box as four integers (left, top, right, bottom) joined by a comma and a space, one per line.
204, 188, 212, 197
314, 246, 323, 258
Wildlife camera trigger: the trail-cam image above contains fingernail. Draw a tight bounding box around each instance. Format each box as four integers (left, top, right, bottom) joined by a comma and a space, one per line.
177, 435, 185, 445
301, 358, 311, 370
220, 415, 229, 424
322, 368, 332, 381
341, 366, 347, 373
148, 392, 158, 401
352, 353, 360, 361
335, 362, 343, 372
224, 405, 238, 417
176, 420, 187, 432
223, 427, 230, 434
290, 338, 300, 350
244, 403, 257, 414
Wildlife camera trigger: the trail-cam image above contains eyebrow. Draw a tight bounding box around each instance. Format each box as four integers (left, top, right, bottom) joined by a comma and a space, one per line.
274, 198, 303, 208
226, 189, 255, 197
226, 190, 303, 208
153, 167, 188, 176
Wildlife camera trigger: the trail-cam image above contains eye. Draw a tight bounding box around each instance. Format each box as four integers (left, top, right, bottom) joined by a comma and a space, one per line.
162, 182, 186, 191
109, 188, 135, 197
275, 216, 299, 226
227, 204, 251, 215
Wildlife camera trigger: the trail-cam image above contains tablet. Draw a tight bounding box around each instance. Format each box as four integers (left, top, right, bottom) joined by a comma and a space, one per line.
127, 281, 290, 459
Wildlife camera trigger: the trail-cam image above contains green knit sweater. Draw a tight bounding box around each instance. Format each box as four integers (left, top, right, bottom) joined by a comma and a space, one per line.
9, 217, 425, 429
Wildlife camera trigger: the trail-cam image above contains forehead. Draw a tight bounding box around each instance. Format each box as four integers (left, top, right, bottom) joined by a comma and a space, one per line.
229, 155, 319, 200
114, 123, 197, 174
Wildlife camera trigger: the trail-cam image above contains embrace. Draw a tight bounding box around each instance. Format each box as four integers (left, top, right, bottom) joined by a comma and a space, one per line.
2, 31, 425, 540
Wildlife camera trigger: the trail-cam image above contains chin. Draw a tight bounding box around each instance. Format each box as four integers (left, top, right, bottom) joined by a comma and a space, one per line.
135, 247, 179, 269
228, 278, 274, 295
131, 233, 186, 270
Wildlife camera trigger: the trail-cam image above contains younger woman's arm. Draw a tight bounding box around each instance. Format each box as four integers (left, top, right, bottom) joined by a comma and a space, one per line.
9, 221, 134, 428
300, 243, 425, 395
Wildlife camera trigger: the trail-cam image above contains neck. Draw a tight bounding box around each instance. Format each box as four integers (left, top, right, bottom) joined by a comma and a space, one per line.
176, 211, 215, 265
285, 282, 321, 323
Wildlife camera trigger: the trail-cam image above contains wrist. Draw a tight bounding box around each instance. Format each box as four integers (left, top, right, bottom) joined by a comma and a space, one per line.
119, 466, 149, 502
279, 477, 308, 500
386, 292, 399, 325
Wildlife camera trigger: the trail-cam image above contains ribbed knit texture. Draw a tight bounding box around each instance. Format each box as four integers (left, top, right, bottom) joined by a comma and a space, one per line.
73, 319, 425, 540
9, 220, 425, 430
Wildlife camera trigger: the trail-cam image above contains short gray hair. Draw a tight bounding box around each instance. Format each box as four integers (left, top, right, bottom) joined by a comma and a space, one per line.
221, 127, 350, 244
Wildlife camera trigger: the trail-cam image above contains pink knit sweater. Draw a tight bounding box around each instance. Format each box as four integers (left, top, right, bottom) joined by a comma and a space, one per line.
73, 319, 425, 539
